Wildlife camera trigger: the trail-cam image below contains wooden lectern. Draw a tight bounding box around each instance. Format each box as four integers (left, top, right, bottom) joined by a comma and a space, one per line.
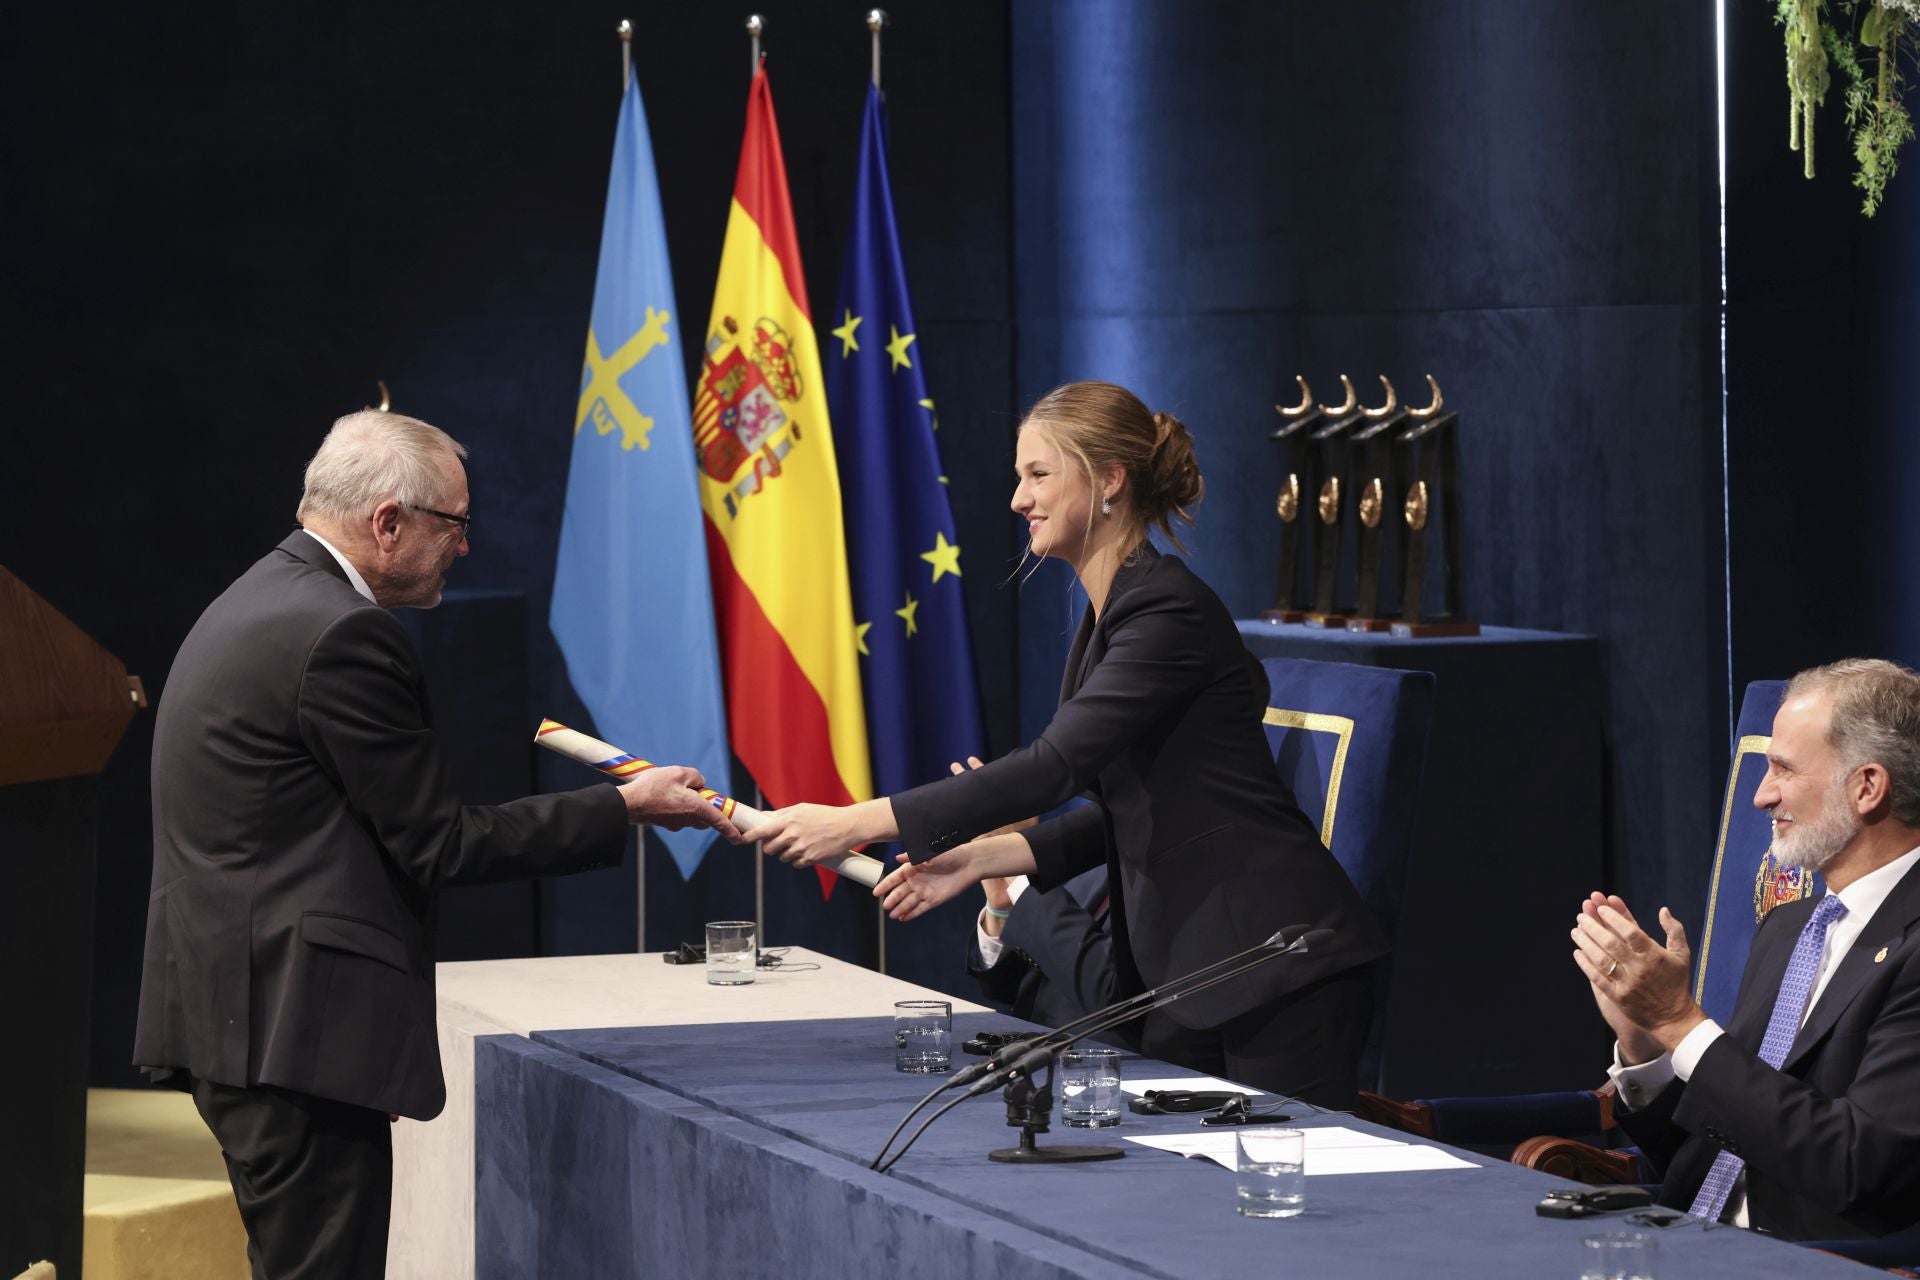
0, 565, 146, 1280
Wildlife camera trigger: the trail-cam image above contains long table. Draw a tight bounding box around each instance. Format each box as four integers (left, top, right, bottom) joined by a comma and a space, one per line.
475, 1010, 1866, 1279
387, 949, 985, 1279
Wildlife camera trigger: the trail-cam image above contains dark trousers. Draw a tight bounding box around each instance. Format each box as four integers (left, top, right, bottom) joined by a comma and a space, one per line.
192, 1079, 393, 1280
1140, 963, 1375, 1110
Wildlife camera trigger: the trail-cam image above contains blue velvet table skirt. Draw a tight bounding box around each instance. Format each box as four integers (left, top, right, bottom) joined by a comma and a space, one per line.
475, 1013, 1860, 1279
1239, 621, 1607, 1098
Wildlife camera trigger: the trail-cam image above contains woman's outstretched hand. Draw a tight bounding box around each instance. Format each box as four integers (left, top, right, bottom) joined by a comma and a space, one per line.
754, 803, 863, 868
873, 848, 980, 921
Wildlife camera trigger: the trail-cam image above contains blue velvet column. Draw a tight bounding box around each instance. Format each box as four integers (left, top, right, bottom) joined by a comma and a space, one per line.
1013, 1, 1727, 931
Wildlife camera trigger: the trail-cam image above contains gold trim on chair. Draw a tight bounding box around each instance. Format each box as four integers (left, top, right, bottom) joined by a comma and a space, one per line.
1693, 734, 1770, 1005
1264, 707, 1355, 850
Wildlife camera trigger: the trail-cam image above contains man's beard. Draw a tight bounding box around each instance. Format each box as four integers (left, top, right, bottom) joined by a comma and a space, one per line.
1771, 775, 1860, 872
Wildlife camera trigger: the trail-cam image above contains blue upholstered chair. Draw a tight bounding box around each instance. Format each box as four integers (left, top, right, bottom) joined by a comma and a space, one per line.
1260, 657, 1436, 1092
1357, 681, 1806, 1183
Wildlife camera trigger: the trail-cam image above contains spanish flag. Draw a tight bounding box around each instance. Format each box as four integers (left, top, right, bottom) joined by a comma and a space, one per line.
694, 65, 872, 895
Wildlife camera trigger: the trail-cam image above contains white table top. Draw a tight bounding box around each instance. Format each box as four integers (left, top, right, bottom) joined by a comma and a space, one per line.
434, 948, 989, 1038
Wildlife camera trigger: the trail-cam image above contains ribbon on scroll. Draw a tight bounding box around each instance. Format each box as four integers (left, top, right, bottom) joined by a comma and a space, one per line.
534, 719, 885, 888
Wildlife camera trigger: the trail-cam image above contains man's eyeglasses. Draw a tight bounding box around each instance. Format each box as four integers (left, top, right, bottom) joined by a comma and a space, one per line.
406, 504, 471, 535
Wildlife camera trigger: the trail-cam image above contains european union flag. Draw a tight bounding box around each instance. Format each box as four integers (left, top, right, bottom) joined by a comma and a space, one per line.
550, 73, 730, 878
825, 85, 987, 976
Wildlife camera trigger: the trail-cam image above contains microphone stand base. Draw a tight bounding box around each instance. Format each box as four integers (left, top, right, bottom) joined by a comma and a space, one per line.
988, 1144, 1125, 1164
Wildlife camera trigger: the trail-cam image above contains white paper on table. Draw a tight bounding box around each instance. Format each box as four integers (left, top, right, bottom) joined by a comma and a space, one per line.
1125, 1124, 1478, 1175
1122, 1075, 1267, 1097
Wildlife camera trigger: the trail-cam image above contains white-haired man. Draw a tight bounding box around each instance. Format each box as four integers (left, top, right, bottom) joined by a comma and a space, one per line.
133, 410, 740, 1277
1573, 659, 1920, 1241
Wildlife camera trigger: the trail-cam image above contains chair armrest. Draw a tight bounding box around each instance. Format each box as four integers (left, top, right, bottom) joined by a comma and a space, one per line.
1510, 1135, 1643, 1184
1355, 1090, 1436, 1138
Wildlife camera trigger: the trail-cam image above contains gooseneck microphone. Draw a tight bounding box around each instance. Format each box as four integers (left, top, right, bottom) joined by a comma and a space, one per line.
869, 923, 1335, 1172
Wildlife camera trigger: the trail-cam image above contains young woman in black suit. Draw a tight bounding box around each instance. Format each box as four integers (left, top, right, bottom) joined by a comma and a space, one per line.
755, 381, 1387, 1107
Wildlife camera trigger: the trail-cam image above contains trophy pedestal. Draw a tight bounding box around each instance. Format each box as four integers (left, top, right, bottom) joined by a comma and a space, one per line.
1390, 619, 1481, 639
1344, 617, 1395, 633
1303, 613, 1350, 629
1261, 608, 1309, 624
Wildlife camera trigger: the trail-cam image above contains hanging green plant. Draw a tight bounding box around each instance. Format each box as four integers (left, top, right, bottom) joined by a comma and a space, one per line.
1778, 0, 1833, 178
1771, 0, 1915, 213
1850, 1, 1914, 213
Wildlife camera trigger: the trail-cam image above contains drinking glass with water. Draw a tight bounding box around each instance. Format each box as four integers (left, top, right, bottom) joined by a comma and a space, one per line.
1059, 1046, 1122, 1128
705, 920, 756, 986
1579, 1232, 1657, 1280
1236, 1128, 1306, 1218
893, 1000, 952, 1072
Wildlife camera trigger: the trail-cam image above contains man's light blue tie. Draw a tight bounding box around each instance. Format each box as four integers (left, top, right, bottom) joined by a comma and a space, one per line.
1687, 892, 1848, 1222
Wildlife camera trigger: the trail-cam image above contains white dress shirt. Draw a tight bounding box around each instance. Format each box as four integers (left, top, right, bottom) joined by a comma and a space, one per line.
973, 875, 1031, 967
1609, 844, 1920, 1225
301, 527, 376, 604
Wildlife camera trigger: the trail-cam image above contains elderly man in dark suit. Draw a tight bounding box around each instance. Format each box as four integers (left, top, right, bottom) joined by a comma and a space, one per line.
134, 410, 740, 1278
1574, 658, 1920, 1241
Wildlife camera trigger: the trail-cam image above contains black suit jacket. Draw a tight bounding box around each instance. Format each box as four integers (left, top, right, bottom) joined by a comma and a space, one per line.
134, 531, 627, 1120
968, 865, 1116, 1030
1622, 860, 1920, 1240
894, 546, 1387, 1027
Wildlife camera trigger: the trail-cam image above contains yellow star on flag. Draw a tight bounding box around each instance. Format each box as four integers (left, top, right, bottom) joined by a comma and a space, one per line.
832, 310, 862, 358
920, 531, 963, 583
885, 325, 916, 372
918, 397, 939, 431
895, 591, 920, 638
854, 620, 872, 656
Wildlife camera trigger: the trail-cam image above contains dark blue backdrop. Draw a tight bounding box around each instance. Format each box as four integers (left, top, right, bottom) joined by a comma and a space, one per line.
1013, 1, 1727, 941
8, 1, 1914, 1092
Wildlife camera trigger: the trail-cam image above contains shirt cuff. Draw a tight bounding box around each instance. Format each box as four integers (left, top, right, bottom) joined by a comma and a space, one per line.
976, 913, 1006, 968
1607, 1042, 1676, 1113
1670, 1019, 1725, 1081
976, 877, 1030, 968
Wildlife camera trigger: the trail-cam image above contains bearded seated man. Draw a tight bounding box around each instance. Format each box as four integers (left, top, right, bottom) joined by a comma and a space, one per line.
1571, 659, 1920, 1242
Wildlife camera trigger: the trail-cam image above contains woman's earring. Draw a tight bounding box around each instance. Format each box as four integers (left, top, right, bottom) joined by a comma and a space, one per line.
1101, 496, 1112, 516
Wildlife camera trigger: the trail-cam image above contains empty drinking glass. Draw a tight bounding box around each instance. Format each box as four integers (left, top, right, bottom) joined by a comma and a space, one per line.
1059, 1046, 1122, 1127
705, 920, 756, 986
1579, 1232, 1657, 1280
1235, 1128, 1306, 1218
893, 1000, 952, 1072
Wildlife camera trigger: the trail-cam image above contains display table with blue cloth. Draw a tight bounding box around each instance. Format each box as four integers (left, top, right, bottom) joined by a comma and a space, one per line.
475, 1011, 1862, 1279
1238, 622, 1606, 1097
388, 950, 987, 1279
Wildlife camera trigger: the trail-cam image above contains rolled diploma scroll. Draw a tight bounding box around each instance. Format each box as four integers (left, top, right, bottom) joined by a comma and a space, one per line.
533, 719, 885, 888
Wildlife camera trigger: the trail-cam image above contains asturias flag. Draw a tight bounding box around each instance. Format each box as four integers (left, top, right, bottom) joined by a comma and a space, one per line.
550, 72, 731, 878
695, 65, 872, 895
824, 85, 986, 828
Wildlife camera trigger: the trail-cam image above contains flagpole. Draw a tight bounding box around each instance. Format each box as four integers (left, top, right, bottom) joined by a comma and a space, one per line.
746, 13, 764, 76
612, 16, 637, 951
867, 9, 888, 88
753, 785, 766, 945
